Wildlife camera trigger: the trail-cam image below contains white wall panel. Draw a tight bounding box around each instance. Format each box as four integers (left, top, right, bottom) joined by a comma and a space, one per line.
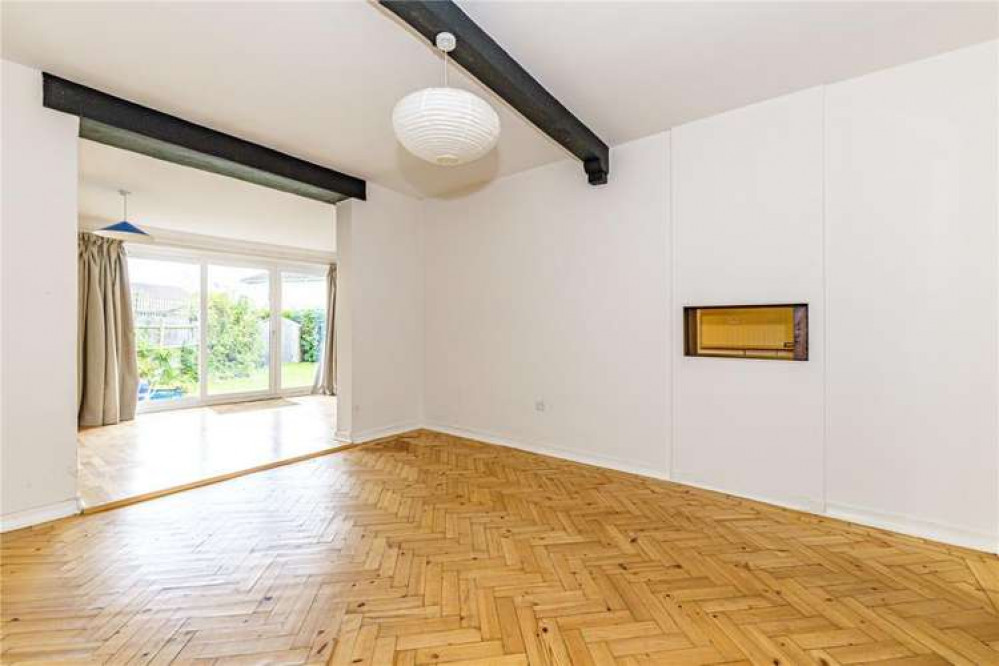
824, 42, 998, 550
336, 183, 425, 442
1, 61, 80, 528
672, 88, 826, 511
424, 134, 672, 475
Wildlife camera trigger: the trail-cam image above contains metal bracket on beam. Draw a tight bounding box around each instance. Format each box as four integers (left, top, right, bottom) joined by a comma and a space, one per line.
380, 0, 610, 186
43, 73, 366, 203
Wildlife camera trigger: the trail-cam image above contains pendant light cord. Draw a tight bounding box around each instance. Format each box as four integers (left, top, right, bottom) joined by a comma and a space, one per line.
435, 32, 456, 88
119, 189, 130, 221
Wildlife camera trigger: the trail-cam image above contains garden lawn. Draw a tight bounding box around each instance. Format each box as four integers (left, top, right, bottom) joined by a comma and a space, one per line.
207, 362, 317, 394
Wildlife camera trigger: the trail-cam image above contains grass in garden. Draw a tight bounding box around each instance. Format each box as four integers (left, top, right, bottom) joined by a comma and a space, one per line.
207, 362, 317, 394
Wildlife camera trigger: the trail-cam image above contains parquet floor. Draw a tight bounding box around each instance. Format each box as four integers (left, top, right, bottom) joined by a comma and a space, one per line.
4, 430, 999, 665
78, 396, 340, 508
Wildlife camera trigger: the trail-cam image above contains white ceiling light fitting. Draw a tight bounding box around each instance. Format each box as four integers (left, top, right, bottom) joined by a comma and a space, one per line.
392, 32, 501, 166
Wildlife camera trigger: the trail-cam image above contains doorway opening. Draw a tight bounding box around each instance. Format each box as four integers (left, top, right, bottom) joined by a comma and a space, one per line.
77, 139, 342, 510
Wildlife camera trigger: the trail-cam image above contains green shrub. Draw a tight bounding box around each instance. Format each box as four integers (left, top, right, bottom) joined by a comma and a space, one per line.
299, 309, 320, 362
179, 344, 198, 381
283, 307, 323, 363
207, 292, 266, 379
137, 338, 198, 394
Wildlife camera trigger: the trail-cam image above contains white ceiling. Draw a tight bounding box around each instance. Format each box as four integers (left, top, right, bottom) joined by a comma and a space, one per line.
459, 1, 999, 147
79, 139, 336, 252
4, 2, 996, 198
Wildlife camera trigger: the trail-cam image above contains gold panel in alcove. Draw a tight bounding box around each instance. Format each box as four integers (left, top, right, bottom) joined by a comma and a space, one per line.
685, 305, 808, 361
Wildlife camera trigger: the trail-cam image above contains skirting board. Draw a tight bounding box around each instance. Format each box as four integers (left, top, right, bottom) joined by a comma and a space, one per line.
425, 422, 997, 554
425, 422, 671, 481
1, 498, 81, 533
826, 501, 998, 554
427, 423, 818, 515
345, 422, 424, 445
671, 472, 826, 517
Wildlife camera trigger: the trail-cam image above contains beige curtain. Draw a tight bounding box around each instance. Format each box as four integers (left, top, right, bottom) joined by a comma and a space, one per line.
78, 232, 138, 427
313, 264, 337, 395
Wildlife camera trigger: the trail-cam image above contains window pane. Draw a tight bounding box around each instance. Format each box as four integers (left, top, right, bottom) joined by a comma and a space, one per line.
129, 257, 200, 403
281, 272, 327, 389
207, 265, 270, 394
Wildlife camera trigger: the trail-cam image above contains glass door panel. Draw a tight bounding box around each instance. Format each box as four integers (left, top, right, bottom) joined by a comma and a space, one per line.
280, 271, 328, 389
129, 257, 201, 405
207, 265, 271, 395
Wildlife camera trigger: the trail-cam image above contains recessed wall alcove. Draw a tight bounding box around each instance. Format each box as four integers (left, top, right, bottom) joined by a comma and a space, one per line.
684, 304, 808, 361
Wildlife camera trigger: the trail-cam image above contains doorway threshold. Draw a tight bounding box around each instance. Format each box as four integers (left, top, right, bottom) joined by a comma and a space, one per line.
81, 441, 358, 514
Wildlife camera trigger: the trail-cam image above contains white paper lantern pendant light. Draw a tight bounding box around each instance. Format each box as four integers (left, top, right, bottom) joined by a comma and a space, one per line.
393, 32, 500, 166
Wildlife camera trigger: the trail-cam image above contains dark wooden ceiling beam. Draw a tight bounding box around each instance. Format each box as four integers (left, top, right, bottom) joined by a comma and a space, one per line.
380, 0, 610, 185
43, 73, 366, 203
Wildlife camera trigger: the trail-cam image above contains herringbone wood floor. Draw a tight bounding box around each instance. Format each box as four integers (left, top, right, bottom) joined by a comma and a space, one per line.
3, 430, 999, 665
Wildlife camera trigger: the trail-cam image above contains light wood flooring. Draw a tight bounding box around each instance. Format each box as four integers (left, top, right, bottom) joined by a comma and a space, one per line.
78, 396, 341, 509
4, 430, 999, 664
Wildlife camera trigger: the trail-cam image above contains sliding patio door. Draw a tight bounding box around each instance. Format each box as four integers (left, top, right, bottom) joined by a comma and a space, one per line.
206, 264, 272, 396
280, 271, 328, 389
129, 256, 201, 408
129, 249, 328, 412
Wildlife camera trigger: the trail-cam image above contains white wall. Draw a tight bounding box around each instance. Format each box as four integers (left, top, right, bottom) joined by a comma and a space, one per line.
334, 201, 355, 441
1, 60, 81, 530
420, 42, 998, 551
424, 134, 671, 475
672, 88, 826, 512
336, 183, 425, 442
824, 42, 998, 549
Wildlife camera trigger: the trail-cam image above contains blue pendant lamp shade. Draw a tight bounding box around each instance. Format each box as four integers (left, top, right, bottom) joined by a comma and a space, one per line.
100, 220, 149, 236
97, 189, 151, 240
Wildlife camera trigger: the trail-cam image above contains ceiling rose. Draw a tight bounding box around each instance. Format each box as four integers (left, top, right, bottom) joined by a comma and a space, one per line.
392, 32, 500, 166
